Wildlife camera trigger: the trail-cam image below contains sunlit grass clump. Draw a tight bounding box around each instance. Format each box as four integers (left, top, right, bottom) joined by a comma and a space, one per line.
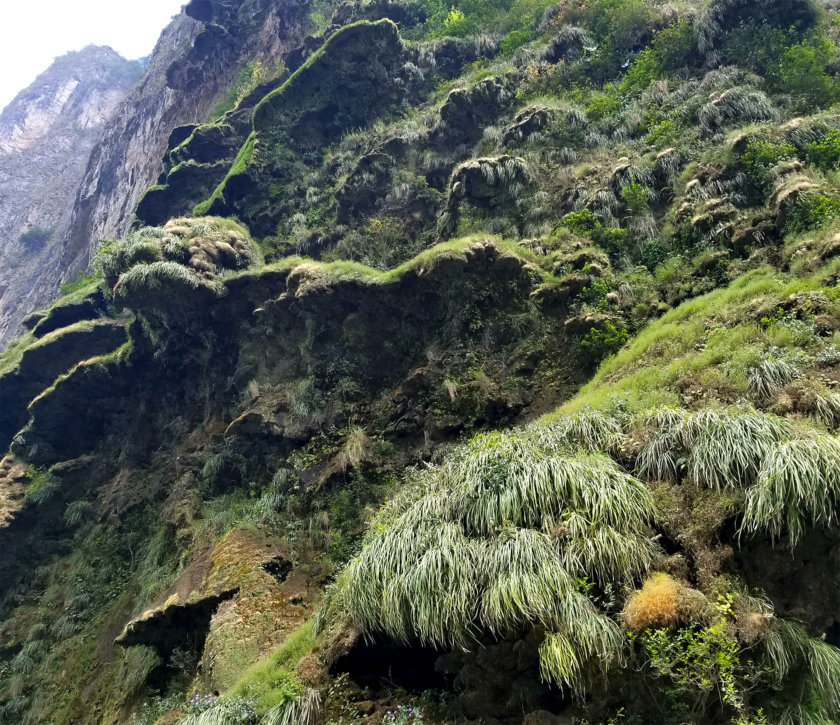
321, 424, 658, 693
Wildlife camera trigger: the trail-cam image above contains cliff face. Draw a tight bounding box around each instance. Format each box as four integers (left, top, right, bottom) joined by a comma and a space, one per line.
0, 0, 313, 349
0, 47, 142, 345
59, 0, 313, 282
7, 1, 840, 724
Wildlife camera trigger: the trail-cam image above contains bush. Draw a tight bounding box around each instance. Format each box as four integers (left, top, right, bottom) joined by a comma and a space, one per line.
777, 34, 840, 109
785, 193, 840, 233
586, 87, 622, 122
806, 128, 840, 169
739, 137, 797, 191
18, 227, 52, 251
581, 319, 630, 359
574, 0, 654, 80
619, 21, 699, 94
637, 620, 742, 712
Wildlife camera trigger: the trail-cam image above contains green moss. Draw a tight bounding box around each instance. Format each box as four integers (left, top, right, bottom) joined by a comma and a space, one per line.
554, 261, 840, 415
228, 235, 550, 291
228, 621, 316, 713
195, 132, 257, 216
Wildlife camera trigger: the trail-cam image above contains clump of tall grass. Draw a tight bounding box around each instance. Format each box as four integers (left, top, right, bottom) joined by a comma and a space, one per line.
262, 689, 321, 725
634, 405, 792, 488
742, 434, 840, 544
760, 618, 840, 720
747, 357, 802, 399
326, 424, 658, 694
699, 88, 777, 135
537, 408, 622, 452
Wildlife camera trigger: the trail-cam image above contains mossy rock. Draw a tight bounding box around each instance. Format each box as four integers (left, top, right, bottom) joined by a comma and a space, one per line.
32, 287, 107, 338
105, 218, 260, 318
14, 346, 131, 465
252, 20, 405, 147
200, 20, 409, 235
136, 161, 234, 227
0, 320, 129, 453
433, 76, 512, 149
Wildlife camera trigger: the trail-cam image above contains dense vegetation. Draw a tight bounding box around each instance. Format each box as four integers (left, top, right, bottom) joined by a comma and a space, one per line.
4, 0, 840, 723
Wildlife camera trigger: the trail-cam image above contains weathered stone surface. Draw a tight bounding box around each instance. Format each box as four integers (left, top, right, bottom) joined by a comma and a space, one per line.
0, 318, 129, 453
0, 47, 141, 348
57, 0, 313, 318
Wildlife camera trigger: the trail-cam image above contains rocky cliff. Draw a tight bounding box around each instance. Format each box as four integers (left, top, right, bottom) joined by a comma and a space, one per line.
59, 0, 313, 284
0, 0, 314, 349
0, 47, 141, 345
5, 0, 840, 724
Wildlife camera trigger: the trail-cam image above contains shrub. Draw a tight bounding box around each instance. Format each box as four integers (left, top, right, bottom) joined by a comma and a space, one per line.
777, 34, 840, 109
740, 138, 797, 179
806, 128, 840, 169
574, 0, 654, 80
18, 227, 52, 251
581, 320, 630, 360
622, 573, 681, 633
785, 193, 840, 234
586, 87, 622, 122
500, 28, 532, 56
637, 620, 742, 711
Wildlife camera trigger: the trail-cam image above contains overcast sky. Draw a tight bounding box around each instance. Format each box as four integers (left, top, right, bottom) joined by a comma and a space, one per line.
0, 0, 187, 112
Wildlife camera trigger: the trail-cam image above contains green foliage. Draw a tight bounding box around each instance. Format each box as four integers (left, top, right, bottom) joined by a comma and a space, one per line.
586, 87, 622, 122
211, 61, 277, 120
323, 424, 658, 694
230, 622, 316, 713
742, 434, 840, 544
621, 182, 651, 216
500, 28, 533, 56
785, 193, 840, 234
573, 0, 653, 80
619, 48, 663, 95
777, 33, 840, 109
418, 0, 555, 41
636, 620, 742, 713
18, 227, 52, 252
740, 138, 797, 182
806, 129, 840, 169
24, 469, 60, 505
581, 320, 630, 360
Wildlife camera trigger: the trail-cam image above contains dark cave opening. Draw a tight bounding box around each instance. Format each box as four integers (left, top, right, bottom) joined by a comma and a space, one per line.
331, 639, 452, 693
123, 589, 238, 693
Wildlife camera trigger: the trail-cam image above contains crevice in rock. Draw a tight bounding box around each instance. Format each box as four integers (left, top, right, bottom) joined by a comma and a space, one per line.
260, 555, 292, 585
117, 588, 238, 691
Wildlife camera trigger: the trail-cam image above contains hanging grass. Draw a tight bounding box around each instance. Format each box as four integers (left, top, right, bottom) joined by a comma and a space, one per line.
742, 434, 840, 545
261, 689, 321, 725
537, 408, 622, 452
747, 357, 802, 399
325, 424, 657, 693
634, 405, 792, 489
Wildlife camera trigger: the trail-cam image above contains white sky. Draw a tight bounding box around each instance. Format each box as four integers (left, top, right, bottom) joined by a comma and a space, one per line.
0, 0, 187, 112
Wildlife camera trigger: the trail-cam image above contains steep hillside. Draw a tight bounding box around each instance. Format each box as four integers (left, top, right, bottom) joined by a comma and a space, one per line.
4, 1, 840, 724
0, 47, 142, 346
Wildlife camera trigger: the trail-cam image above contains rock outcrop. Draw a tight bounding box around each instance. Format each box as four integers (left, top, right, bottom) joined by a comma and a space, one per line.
0, 47, 141, 348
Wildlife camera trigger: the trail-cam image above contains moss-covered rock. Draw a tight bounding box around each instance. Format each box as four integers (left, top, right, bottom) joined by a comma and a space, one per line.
198, 20, 409, 235
0, 319, 129, 453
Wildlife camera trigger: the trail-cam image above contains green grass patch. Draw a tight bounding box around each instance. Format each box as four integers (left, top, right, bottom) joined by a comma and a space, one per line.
229, 621, 316, 713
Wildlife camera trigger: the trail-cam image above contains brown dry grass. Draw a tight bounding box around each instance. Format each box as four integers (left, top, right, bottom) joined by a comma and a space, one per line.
622, 573, 682, 633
